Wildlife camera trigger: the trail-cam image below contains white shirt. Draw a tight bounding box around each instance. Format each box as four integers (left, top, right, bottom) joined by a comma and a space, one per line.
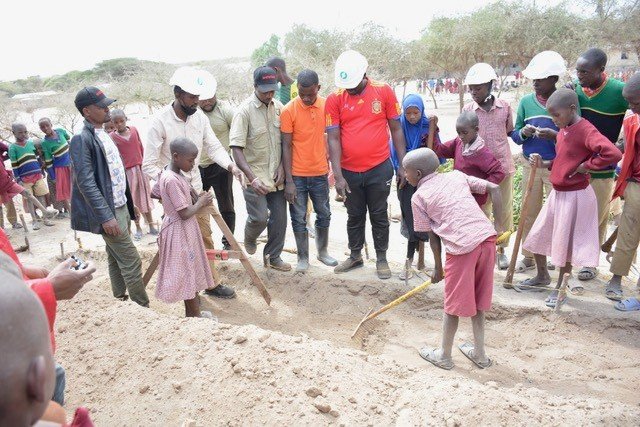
143, 104, 232, 192
95, 128, 127, 208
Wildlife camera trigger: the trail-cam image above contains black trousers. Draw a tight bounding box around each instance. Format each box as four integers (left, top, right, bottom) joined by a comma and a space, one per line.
199, 163, 235, 247
397, 182, 429, 258
342, 159, 394, 253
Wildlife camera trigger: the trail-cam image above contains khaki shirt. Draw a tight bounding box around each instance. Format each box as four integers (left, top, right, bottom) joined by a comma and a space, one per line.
229, 93, 283, 192
200, 99, 235, 166
143, 104, 232, 192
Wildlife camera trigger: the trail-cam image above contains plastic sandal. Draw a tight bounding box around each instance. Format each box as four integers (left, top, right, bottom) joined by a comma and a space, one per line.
458, 342, 492, 369
614, 298, 640, 311
515, 259, 536, 273
418, 347, 454, 370
544, 291, 567, 308
577, 267, 597, 281
567, 278, 585, 296
605, 286, 624, 302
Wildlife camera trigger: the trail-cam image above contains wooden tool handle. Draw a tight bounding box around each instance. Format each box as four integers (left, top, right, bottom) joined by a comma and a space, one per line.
602, 227, 618, 253
504, 162, 538, 287
365, 281, 431, 321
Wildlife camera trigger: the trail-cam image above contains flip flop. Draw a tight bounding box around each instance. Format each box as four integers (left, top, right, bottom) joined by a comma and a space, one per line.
516, 277, 551, 292
605, 284, 623, 302
544, 290, 567, 308
567, 278, 584, 296
614, 297, 640, 311
418, 347, 454, 370
577, 267, 597, 281
515, 259, 536, 273
458, 343, 492, 369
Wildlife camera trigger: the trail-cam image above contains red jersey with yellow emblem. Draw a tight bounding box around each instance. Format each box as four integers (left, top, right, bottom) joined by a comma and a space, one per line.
325, 79, 401, 172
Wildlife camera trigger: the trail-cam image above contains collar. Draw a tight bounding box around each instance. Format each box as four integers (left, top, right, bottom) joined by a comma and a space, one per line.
168, 102, 190, 123
417, 171, 438, 187
251, 93, 271, 109
582, 73, 609, 98
83, 120, 97, 135
471, 95, 503, 112
296, 96, 320, 110
461, 135, 486, 156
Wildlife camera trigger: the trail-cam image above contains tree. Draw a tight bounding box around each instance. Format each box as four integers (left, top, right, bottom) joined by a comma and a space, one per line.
251, 34, 281, 67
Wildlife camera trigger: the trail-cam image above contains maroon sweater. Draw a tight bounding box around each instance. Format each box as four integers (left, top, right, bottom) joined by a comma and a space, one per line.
434, 135, 506, 206
110, 126, 144, 169
550, 119, 622, 191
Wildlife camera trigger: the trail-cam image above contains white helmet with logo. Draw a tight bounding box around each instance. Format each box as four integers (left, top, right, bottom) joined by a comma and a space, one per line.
197, 70, 218, 100
334, 50, 368, 89
464, 63, 498, 85
522, 51, 567, 80
169, 66, 207, 96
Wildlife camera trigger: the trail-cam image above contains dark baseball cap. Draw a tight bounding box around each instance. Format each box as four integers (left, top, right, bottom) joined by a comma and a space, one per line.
74, 86, 116, 112
253, 66, 279, 93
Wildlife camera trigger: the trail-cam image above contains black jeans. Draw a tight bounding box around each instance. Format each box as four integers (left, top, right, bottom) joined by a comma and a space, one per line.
397, 182, 429, 258
200, 163, 235, 247
342, 159, 394, 253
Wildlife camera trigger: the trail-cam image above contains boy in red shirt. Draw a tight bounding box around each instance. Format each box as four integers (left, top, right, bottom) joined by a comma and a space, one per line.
521, 89, 622, 307
326, 50, 407, 279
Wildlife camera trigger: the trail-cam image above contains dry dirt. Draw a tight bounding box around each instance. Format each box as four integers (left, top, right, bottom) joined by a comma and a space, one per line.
6, 93, 640, 426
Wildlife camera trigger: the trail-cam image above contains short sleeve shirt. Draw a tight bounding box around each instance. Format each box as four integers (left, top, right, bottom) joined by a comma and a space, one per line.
325, 80, 401, 172
229, 93, 284, 191
280, 96, 329, 176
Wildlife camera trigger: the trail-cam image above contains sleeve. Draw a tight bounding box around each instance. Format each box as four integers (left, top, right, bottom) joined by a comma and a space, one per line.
223, 103, 236, 128
584, 129, 623, 170
162, 176, 190, 212
280, 107, 293, 134
29, 279, 57, 352
8, 145, 19, 173
69, 134, 114, 224
433, 137, 456, 159
59, 128, 72, 141
483, 150, 506, 184
464, 173, 489, 195
505, 104, 515, 134
325, 94, 340, 130
229, 109, 249, 149
143, 118, 165, 179
411, 196, 432, 232
384, 84, 401, 120
41, 141, 55, 177
510, 99, 527, 145
203, 120, 231, 170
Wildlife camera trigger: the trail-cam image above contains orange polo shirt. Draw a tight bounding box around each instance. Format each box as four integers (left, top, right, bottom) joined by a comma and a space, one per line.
280, 96, 329, 177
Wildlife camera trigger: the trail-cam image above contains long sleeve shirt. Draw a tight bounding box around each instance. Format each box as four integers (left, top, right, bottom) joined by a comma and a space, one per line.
550, 119, 622, 191
510, 93, 557, 161
433, 135, 505, 206
143, 104, 232, 193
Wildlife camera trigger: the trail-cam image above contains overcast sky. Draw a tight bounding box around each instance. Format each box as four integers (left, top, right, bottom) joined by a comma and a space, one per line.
3, 0, 563, 81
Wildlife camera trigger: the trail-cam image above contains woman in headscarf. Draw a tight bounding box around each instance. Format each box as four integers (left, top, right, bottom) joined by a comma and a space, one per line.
390, 94, 440, 280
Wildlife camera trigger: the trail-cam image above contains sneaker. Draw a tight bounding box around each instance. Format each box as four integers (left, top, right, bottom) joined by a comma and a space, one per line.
204, 284, 236, 299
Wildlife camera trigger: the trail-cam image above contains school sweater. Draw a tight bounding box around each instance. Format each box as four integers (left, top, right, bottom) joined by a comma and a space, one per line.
8, 140, 42, 180
433, 135, 505, 206
549, 119, 622, 191
510, 93, 557, 160
42, 128, 71, 180
576, 78, 628, 178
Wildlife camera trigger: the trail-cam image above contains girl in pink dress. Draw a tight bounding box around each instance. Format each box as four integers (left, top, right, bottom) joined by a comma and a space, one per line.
156, 137, 215, 317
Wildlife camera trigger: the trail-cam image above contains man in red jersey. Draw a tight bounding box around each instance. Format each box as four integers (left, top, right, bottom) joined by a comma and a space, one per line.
326, 50, 407, 279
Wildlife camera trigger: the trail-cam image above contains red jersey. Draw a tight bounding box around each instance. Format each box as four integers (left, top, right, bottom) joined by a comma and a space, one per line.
550, 119, 622, 191
325, 80, 401, 172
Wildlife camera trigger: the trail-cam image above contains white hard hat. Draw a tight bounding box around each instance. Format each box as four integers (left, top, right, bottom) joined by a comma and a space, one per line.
334, 50, 368, 89
522, 51, 567, 80
464, 63, 498, 85
169, 66, 207, 96
197, 70, 218, 100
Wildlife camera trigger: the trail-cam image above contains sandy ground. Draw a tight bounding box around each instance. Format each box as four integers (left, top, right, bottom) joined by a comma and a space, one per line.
6, 89, 640, 425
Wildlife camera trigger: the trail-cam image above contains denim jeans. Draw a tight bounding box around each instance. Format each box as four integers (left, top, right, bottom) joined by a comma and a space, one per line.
289, 175, 331, 233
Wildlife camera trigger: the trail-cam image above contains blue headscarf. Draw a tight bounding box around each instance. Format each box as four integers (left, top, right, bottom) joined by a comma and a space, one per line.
390, 94, 431, 170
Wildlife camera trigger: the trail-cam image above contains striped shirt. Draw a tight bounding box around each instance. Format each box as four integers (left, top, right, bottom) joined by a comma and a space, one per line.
8, 140, 42, 181
42, 128, 71, 180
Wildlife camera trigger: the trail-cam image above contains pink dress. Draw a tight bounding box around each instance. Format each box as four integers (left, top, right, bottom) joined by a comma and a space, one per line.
156, 170, 214, 303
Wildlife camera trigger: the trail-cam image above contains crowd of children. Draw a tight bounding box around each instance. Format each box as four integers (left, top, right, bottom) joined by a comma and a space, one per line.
2, 47, 640, 398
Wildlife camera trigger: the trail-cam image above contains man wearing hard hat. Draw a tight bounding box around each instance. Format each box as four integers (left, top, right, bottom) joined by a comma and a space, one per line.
326, 50, 408, 280
510, 51, 565, 280
143, 66, 243, 299
197, 73, 237, 251
462, 63, 515, 270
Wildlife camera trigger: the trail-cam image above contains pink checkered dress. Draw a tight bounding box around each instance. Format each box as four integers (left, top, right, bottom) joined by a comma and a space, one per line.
156, 170, 214, 303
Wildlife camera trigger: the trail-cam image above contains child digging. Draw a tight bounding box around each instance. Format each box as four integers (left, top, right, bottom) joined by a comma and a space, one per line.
109, 109, 158, 239
520, 88, 622, 307
405, 147, 503, 370
156, 137, 215, 317
606, 72, 640, 309
38, 118, 72, 217
433, 111, 505, 209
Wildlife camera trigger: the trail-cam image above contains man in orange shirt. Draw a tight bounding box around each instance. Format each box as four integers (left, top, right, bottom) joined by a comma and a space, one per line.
282, 70, 338, 272
326, 50, 407, 279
